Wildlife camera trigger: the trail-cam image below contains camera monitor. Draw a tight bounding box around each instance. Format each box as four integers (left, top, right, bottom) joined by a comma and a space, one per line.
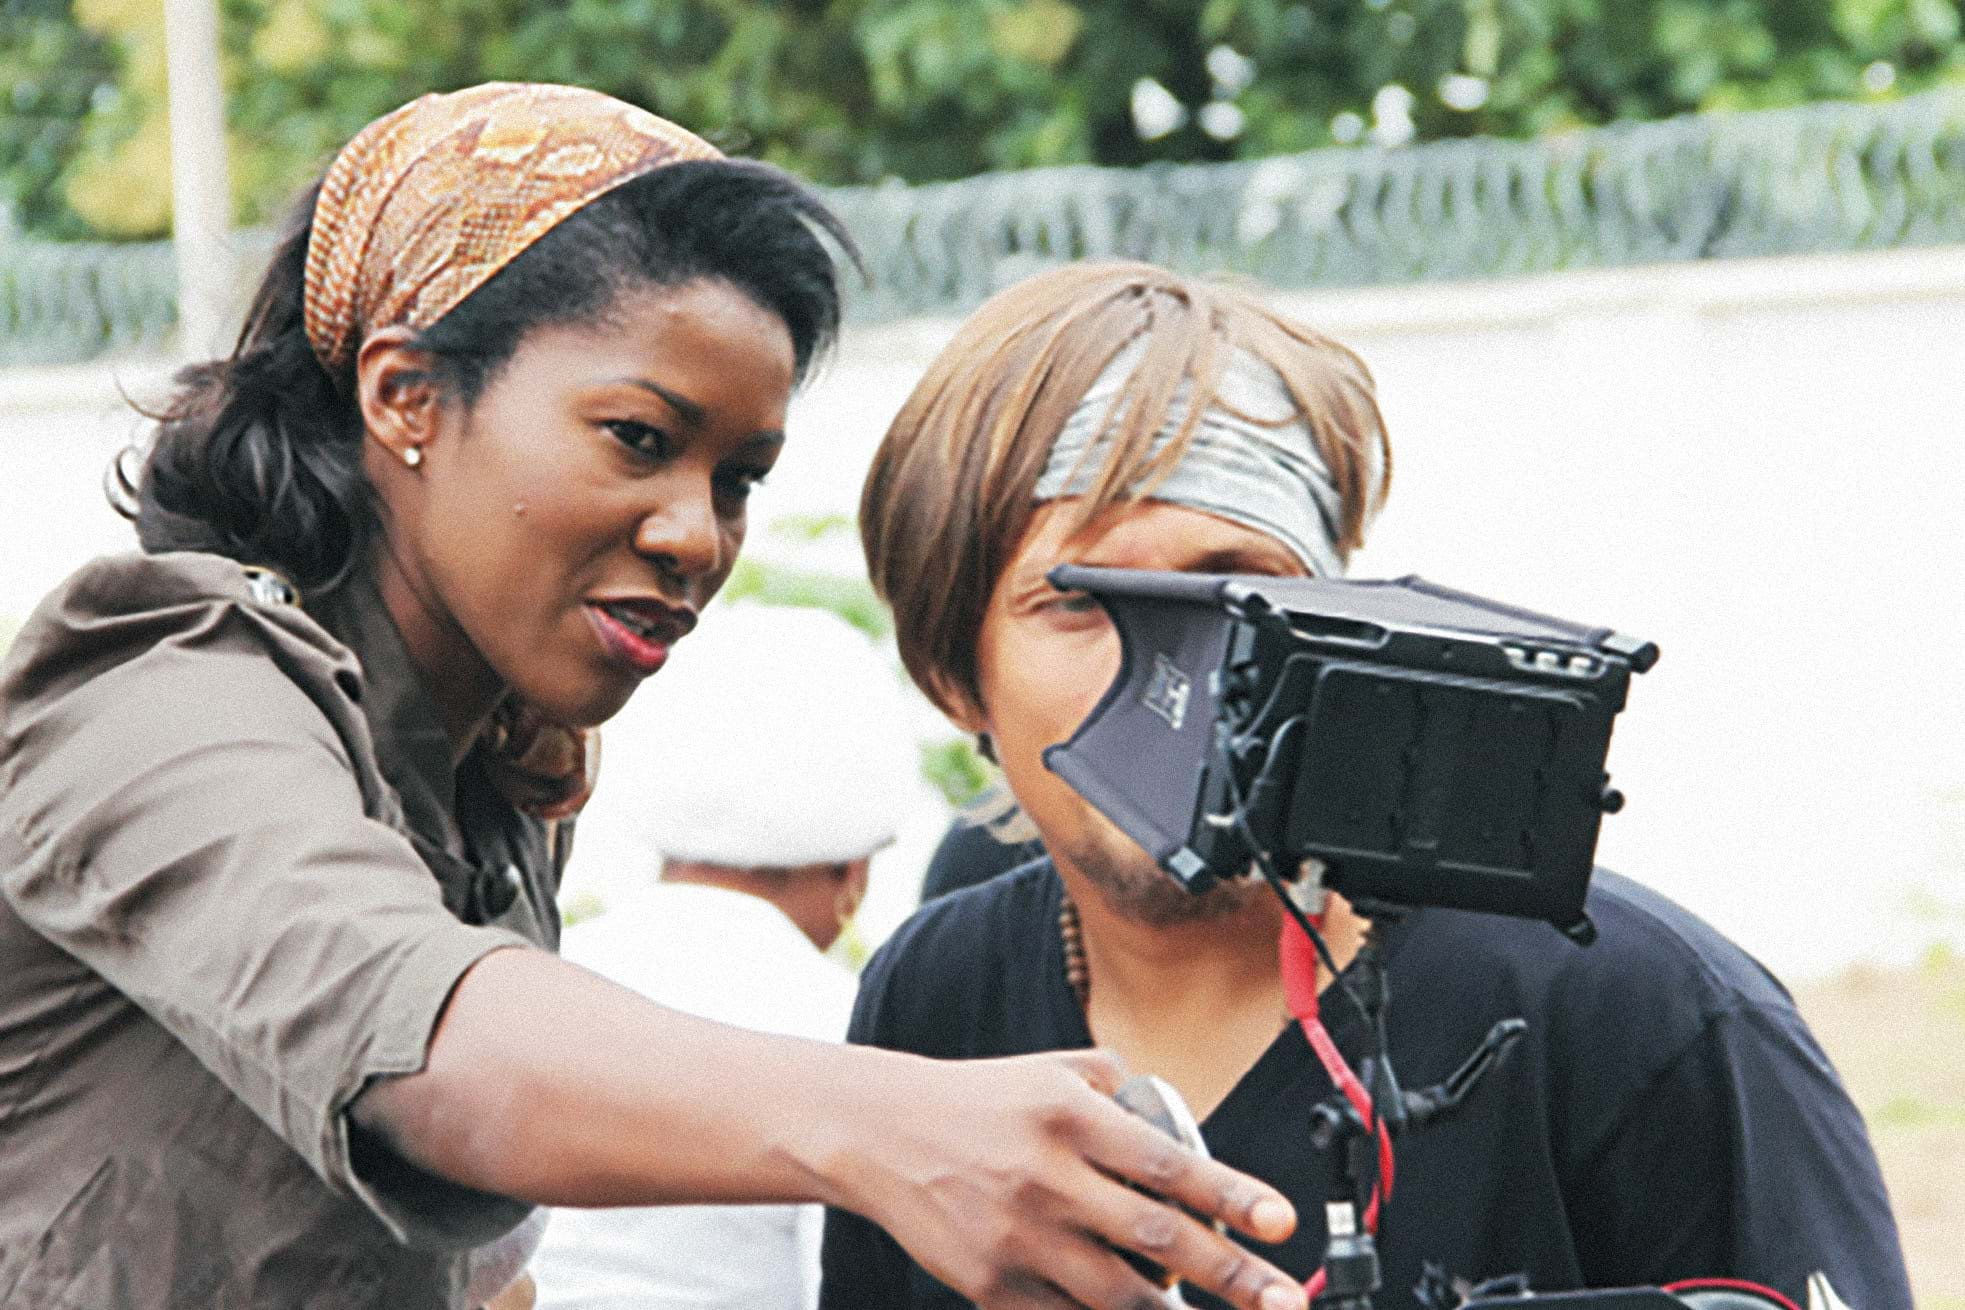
1041, 566, 1658, 940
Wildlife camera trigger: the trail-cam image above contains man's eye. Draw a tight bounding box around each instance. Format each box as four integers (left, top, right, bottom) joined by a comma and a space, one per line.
603, 419, 672, 460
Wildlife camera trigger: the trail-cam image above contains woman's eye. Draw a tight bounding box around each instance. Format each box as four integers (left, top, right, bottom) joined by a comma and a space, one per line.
715, 467, 771, 502
603, 419, 672, 461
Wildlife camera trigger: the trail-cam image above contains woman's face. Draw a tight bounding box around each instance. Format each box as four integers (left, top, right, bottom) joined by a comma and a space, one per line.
365, 277, 796, 735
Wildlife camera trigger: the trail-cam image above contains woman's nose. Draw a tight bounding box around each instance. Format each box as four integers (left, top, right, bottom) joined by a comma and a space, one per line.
631, 479, 726, 585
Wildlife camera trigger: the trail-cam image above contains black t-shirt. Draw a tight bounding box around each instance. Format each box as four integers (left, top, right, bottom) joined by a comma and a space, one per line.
918, 816, 1044, 904
820, 862, 1911, 1310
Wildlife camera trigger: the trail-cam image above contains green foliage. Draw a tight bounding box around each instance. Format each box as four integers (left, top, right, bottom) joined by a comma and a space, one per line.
1905, 882, 1965, 926
768, 511, 858, 542
829, 915, 874, 972
0, 0, 120, 237
1869, 1094, 1965, 1127
7, 0, 1965, 238
718, 556, 892, 639
558, 888, 607, 928
918, 735, 993, 808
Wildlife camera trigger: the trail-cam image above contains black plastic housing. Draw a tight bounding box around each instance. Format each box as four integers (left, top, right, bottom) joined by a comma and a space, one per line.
1040, 567, 1657, 937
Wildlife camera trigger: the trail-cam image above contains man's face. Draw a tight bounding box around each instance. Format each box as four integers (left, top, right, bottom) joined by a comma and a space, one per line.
961, 498, 1308, 923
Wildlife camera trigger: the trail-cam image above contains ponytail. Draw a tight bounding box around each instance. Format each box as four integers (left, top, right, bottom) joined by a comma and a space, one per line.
115, 181, 375, 595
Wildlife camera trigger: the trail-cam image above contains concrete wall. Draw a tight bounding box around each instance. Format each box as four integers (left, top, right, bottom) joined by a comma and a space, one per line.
6, 244, 1962, 978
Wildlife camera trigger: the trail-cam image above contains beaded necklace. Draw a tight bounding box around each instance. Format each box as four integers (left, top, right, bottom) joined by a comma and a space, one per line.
1059, 893, 1091, 1008
1060, 891, 1304, 1022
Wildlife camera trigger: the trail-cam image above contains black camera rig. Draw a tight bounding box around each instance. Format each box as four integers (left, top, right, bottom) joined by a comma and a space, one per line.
1042, 566, 1659, 944
1044, 565, 1670, 1309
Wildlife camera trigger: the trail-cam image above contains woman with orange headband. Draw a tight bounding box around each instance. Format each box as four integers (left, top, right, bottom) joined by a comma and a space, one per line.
0, 85, 1307, 1310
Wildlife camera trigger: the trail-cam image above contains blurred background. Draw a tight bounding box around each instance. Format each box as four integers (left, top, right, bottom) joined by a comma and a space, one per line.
3, 0, 1963, 1298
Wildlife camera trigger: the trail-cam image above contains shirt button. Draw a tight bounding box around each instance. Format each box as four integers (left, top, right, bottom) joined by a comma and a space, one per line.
476, 864, 522, 920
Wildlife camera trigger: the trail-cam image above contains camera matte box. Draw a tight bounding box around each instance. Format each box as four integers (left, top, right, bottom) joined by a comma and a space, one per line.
1042, 567, 1657, 936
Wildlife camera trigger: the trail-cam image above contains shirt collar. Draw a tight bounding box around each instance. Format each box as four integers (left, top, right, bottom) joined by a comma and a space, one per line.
308, 568, 466, 859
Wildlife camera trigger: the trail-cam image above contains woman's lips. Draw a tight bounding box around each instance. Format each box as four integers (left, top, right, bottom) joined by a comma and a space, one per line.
586, 602, 676, 676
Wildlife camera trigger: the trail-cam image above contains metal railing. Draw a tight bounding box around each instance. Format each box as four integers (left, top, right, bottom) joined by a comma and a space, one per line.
5, 90, 1964, 365
0, 237, 177, 366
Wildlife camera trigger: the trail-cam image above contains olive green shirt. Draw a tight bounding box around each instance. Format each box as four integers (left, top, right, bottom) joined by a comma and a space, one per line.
0, 551, 566, 1307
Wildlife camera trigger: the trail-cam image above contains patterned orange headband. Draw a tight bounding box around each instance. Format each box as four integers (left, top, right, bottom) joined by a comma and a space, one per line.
302, 82, 721, 374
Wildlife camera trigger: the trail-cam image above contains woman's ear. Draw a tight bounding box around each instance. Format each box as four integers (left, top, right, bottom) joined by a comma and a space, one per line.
354, 327, 446, 466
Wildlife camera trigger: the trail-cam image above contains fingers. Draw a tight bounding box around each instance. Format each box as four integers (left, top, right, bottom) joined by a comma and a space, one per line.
964, 1228, 1186, 1310
1008, 1237, 1176, 1310
887, 1053, 1303, 1310
1078, 1094, 1297, 1247
976, 1280, 1090, 1310
1009, 1054, 1303, 1309
1078, 1176, 1304, 1310
1052, 1047, 1130, 1097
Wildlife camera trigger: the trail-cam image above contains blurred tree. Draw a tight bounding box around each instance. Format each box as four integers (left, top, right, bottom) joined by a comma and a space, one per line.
919, 736, 993, 808
0, 0, 119, 237
58, 0, 171, 237
4, 0, 1964, 239
719, 556, 892, 640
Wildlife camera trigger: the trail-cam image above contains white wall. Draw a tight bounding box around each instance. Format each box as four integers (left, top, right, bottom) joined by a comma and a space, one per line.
6, 245, 1962, 978
0, 362, 162, 619
767, 245, 1965, 975
1288, 252, 1965, 984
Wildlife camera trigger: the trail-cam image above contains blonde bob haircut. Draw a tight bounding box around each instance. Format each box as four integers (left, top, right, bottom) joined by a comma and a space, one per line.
860, 261, 1392, 723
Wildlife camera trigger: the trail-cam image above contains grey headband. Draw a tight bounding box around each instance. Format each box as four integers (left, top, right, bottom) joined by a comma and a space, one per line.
1033, 343, 1347, 578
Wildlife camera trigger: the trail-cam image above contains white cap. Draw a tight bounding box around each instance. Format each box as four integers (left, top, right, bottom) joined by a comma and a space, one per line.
587, 602, 919, 869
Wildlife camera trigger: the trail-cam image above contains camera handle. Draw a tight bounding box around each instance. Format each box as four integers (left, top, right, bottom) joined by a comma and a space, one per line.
1291, 911, 1529, 1310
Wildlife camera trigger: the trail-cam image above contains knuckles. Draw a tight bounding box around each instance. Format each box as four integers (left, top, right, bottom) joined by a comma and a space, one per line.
1128, 1204, 1180, 1253
1007, 1168, 1058, 1215
1211, 1244, 1264, 1298
1135, 1140, 1187, 1192
1031, 1091, 1085, 1143
1073, 1047, 1127, 1090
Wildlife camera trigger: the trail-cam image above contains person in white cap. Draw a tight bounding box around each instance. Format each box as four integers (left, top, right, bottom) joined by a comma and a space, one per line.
532, 601, 921, 1310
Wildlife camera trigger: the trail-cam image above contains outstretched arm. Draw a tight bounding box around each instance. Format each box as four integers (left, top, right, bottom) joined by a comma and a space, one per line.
354, 945, 1308, 1310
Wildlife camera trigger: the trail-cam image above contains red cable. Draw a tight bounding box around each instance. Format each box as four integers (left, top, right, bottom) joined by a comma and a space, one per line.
1282, 926, 1799, 1310
1664, 1278, 1804, 1310
1280, 913, 1395, 1301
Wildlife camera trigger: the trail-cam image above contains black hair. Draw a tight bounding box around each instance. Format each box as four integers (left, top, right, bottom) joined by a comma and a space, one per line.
120, 158, 855, 594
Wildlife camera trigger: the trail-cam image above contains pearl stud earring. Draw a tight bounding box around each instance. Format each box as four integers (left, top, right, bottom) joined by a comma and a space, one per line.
402, 445, 423, 468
